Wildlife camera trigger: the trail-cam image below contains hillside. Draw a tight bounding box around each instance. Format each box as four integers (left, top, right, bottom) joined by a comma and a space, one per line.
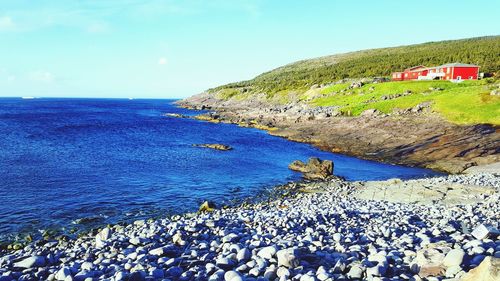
180, 36, 500, 173
205, 36, 500, 125
210, 36, 499, 94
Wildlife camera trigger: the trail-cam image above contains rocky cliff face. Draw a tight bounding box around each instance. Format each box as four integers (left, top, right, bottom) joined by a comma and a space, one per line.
178, 92, 499, 173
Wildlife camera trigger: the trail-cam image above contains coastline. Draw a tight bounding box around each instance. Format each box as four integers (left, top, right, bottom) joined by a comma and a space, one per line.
0, 172, 498, 280
176, 97, 499, 174
0, 101, 498, 280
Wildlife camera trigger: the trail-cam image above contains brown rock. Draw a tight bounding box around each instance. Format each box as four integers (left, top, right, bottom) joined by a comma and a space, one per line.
289, 157, 333, 180
414, 242, 451, 278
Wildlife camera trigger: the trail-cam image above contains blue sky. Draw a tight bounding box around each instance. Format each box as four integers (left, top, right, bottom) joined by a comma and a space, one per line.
0, 0, 499, 98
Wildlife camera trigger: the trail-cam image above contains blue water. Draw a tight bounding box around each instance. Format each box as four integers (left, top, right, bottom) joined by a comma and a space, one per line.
0, 98, 440, 239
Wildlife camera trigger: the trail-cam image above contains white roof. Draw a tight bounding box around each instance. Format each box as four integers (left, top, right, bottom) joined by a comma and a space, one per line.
437, 63, 479, 68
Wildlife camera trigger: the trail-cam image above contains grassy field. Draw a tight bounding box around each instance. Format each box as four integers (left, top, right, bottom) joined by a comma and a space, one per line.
207, 36, 500, 125
312, 80, 500, 125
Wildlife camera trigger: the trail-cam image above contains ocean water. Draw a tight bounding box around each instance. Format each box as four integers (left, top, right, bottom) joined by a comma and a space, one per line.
0, 98, 440, 239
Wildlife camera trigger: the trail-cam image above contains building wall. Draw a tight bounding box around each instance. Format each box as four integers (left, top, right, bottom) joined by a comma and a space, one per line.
452, 67, 479, 80
393, 66, 479, 81
401, 69, 428, 80
392, 72, 404, 81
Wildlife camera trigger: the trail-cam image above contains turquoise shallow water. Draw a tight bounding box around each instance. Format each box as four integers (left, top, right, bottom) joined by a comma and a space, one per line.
0, 98, 441, 239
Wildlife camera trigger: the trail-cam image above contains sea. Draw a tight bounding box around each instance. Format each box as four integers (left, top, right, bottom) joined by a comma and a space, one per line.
0, 98, 441, 240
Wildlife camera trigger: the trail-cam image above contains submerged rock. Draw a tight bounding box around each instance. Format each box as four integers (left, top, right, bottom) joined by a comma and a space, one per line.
194, 144, 233, 151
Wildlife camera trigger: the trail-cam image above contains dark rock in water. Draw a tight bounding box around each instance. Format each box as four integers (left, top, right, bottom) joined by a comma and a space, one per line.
289, 157, 333, 180
194, 144, 232, 151
72, 216, 104, 225
198, 201, 216, 212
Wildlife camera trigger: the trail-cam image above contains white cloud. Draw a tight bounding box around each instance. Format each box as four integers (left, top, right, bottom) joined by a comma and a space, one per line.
158, 57, 167, 65
30, 71, 54, 83
0, 16, 15, 31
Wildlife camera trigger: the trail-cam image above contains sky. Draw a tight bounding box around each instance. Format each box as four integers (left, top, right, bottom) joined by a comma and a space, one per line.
0, 0, 499, 98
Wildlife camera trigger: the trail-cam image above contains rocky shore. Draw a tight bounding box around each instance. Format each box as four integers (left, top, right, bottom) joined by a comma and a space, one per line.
1, 172, 499, 281
176, 92, 499, 174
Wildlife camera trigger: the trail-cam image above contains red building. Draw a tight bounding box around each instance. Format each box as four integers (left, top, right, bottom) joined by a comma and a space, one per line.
392, 63, 479, 81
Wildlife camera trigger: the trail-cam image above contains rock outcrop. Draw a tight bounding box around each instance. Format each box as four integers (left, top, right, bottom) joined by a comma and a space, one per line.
178, 91, 499, 173
194, 144, 232, 151
288, 157, 333, 180
460, 257, 499, 281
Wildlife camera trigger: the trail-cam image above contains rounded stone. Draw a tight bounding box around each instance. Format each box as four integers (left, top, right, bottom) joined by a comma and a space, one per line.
224, 270, 242, 281
442, 249, 465, 267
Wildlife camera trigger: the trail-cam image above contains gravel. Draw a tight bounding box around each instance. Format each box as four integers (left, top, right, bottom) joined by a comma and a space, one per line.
0, 173, 498, 280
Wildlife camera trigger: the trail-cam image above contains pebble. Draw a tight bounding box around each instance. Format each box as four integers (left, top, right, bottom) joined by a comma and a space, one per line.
0, 173, 498, 281
257, 246, 277, 260
347, 264, 365, 279
236, 248, 251, 263
276, 248, 299, 268
442, 248, 465, 267
224, 271, 242, 281
13, 256, 46, 269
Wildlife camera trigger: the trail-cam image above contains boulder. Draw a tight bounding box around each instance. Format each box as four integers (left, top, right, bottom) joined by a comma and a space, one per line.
257, 246, 277, 260
347, 264, 365, 279
198, 201, 216, 212
95, 227, 111, 248
13, 256, 46, 269
349, 81, 364, 89
361, 109, 383, 117
288, 157, 334, 180
224, 271, 243, 281
443, 248, 465, 267
236, 248, 251, 263
277, 248, 300, 268
471, 224, 500, 240
413, 243, 451, 277
55, 267, 72, 281
460, 257, 499, 281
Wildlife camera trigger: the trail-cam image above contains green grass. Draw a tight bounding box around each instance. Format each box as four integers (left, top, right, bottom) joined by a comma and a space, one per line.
215, 88, 241, 100
319, 83, 350, 94
312, 80, 500, 125
206, 36, 500, 125
209, 36, 500, 97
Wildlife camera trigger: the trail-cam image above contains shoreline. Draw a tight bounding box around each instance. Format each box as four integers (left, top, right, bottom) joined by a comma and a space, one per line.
0, 178, 297, 247
174, 110, 440, 172
1, 172, 498, 280
176, 97, 499, 174
0, 105, 443, 247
